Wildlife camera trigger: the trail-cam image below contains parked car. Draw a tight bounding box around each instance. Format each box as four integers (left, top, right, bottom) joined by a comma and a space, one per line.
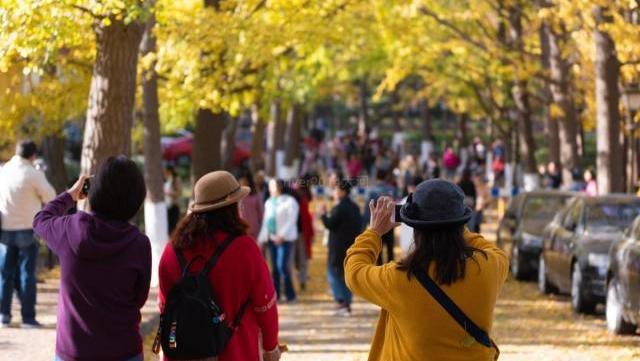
497, 191, 574, 280
606, 215, 640, 334
162, 132, 193, 165
538, 194, 640, 314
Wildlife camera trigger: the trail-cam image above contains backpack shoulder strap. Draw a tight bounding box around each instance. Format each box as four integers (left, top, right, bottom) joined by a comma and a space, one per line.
230, 298, 251, 329
412, 269, 498, 355
175, 248, 187, 271
201, 234, 237, 276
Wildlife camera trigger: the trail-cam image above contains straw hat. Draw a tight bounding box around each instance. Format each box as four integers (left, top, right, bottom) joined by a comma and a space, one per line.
190, 171, 250, 214
398, 179, 472, 230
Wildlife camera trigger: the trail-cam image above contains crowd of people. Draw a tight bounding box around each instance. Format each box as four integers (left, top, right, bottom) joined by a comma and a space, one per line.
0, 132, 609, 361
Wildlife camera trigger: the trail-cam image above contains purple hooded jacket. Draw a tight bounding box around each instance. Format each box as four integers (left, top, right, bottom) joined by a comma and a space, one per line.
33, 192, 151, 361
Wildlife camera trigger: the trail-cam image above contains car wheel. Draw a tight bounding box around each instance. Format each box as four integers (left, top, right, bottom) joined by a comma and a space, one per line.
510, 246, 526, 280
606, 278, 637, 335
571, 262, 596, 314
538, 254, 557, 295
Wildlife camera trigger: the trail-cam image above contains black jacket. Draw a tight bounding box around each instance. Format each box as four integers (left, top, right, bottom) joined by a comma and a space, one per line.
321, 197, 362, 273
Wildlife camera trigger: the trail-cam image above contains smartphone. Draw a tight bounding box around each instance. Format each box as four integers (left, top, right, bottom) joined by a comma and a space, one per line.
81, 178, 90, 196
391, 204, 402, 222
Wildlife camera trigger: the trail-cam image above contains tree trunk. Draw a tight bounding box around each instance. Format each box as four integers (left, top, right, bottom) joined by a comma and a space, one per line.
141, 12, 164, 204
391, 89, 402, 132
192, 109, 225, 181
507, 3, 537, 175
457, 114, 468, 148
191, 0, 224, 182
41, 135, 68, 193
419, 100, 434, 166
140, 7, 168, 288
284, 104, 302, 167
545, 23, 581, 185
249, 103, 265, 172
221, 115, 238, 171
539, 20, 561, 168
358, 79, 369, 134
80, 18, 144, 178
266, 99, 285, 177
594, 6, 624, 193
420, 100, 433, 141
512, 81, 538, 174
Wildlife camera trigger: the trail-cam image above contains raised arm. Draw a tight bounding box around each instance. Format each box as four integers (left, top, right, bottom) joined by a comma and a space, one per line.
33, 176, 88, 254
32, 192, 75, 254
344, 197, 400, 309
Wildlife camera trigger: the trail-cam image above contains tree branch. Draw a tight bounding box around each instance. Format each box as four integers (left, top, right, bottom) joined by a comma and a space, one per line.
70, 4, 104, 19
419, 6, 488, 53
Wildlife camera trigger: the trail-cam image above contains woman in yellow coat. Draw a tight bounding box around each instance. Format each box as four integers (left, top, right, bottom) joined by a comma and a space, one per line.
345, 179, 508, 361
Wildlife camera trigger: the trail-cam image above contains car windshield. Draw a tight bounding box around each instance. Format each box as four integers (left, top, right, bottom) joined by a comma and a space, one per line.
585, 202, 640, 233
522, 196, 568, 222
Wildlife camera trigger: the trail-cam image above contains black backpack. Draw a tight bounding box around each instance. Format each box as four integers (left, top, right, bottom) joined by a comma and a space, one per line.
152, 234, 250, 359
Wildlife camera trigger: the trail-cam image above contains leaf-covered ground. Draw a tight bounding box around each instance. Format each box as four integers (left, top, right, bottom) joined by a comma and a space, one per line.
143, 209, 640, 361
274, 243, 640, 361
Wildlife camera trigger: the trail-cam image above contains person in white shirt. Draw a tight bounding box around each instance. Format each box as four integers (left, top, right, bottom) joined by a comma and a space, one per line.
258, 179, 299, 303
0, 140, 56, 328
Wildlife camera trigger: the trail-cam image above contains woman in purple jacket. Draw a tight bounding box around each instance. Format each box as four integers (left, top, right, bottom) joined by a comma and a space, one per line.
33, 156, 151, 361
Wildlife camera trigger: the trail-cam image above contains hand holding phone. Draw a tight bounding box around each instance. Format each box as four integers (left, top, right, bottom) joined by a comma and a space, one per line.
69, 175, 91, 202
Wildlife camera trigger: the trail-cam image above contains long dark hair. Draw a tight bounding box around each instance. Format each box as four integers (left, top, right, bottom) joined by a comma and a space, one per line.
235, 167, 257, 195
396, 226, 487, 285
172, 203, 248, 249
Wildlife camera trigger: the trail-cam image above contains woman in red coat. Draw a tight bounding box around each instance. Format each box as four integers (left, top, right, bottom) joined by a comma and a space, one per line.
158, 171, 281, 361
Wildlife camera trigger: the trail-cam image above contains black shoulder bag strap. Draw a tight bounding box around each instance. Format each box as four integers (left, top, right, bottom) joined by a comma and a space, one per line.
413, 269, 500, 360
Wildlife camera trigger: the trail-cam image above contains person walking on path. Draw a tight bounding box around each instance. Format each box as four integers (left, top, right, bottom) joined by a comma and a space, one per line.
236, 168, 264, 241
0, 140, 55, 328
320, 180, 362, 316
442, 147, 460, 180
164, 165, 182, 234
363, 169, 397, 265
33, 156, 151, 361
345, 179, 508, 361
159, 171, 281, 361
294, 176, 315, 291
259, 179, 299, 303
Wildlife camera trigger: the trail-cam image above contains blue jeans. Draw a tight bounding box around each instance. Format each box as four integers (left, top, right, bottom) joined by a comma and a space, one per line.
268, 241, 296, 302
55, 354, 143, 361
327, 265, 352, 306
0, 230, 39, 322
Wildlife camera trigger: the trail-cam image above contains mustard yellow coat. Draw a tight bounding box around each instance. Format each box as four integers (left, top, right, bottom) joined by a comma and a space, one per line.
344, 228, 508, 361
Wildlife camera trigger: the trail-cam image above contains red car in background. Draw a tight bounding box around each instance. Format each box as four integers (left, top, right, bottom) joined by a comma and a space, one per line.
162, 132, 193, 165
161, 130, 251, 167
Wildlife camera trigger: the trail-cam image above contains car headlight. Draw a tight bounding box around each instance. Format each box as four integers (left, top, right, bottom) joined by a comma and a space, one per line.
521, 233, 542, 247
587, 253, 609, 269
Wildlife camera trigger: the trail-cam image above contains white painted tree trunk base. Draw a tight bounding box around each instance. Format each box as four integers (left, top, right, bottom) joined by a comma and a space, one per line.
145, 200, 169, 288
420, 141, 433, 165
523, 173, 541, 191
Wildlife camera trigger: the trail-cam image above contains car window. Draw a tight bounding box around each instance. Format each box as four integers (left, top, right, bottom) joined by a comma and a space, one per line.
585, 202, 640, 233
522, 196, 570, 222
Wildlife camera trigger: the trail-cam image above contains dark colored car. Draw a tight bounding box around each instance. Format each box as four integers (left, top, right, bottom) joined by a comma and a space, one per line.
497, 191, 574, 280
606, 215, 640, 334
538, 195, 640, 314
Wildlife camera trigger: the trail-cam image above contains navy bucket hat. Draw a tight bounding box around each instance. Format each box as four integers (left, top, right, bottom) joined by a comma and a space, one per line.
399, 179, 472, 230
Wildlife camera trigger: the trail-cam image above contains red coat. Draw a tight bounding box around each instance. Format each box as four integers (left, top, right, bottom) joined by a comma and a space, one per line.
298, 195, 315, 259
158, 232, 278, 361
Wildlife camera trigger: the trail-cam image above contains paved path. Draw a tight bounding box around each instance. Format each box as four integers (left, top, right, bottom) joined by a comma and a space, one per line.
4, 208, 640, 361
0, 281, 158, 361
